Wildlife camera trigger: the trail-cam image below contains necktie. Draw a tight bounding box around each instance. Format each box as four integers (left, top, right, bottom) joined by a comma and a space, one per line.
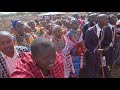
99, 31, 102, 40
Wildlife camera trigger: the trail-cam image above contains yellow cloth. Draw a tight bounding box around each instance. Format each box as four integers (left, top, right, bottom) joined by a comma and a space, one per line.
28, 34, 34, 44
11, 28, 17, 35
35, 27, 40, 32
14, 33, 34, 46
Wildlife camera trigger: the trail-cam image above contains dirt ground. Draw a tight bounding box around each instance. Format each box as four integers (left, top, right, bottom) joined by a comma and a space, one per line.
79, 64, 120, 78
110, 64, 120, 78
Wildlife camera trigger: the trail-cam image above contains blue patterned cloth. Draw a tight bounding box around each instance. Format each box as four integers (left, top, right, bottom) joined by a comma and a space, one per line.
72, 55, 80, 77
11, 19, 21, 28
67, 29, 81, 77
71, 47, 80, 77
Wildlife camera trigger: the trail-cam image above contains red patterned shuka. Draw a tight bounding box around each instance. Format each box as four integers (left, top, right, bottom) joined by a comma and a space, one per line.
10, 52, 64, 78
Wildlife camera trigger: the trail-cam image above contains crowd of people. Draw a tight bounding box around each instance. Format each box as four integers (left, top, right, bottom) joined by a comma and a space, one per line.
0, 12, 120, 78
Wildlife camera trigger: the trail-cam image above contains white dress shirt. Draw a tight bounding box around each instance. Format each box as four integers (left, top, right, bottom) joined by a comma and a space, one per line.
108, 23, 113, 30
96, 24, 102, 38
1, 48, 19, 76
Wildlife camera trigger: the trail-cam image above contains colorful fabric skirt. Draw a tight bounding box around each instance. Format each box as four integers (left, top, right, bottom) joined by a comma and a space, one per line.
72, 56, 80, 77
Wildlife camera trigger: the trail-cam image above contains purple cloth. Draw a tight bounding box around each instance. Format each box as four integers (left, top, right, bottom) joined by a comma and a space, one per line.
12, 19, 21, 28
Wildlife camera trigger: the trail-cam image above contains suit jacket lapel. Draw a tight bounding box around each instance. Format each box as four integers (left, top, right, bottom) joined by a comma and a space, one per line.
92, 26, 99, 40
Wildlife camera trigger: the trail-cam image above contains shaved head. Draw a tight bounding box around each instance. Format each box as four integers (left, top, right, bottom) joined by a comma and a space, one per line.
97, 14, 108, 27
97, 14, 108, 21
0, 31, 14, 56
31, 37, 55, 57
0, 31, 12, 39
31, 37, 56, 71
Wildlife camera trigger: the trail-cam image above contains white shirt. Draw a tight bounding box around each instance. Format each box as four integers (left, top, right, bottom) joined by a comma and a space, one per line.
96, 24, 102, 38
1, 48, 19, 76
108, 23, 113, 30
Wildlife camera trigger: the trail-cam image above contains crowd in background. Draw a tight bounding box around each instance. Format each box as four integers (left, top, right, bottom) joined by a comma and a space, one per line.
0, 12, 120, 78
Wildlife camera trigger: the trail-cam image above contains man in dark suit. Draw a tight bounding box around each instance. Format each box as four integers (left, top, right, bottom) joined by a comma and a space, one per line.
82, 13, 97, 40
85, 14, 108, 78
100, 14, 117, 78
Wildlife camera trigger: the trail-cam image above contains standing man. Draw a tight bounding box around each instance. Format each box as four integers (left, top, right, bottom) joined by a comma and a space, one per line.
85, 14, 108, 78
82, 13, 97, 40
104, 14, 117, 66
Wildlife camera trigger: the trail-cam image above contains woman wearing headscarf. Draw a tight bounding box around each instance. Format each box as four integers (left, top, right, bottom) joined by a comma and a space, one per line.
62, 18, 84, 78
12, 19, 34, 51
10, 19, 20, 35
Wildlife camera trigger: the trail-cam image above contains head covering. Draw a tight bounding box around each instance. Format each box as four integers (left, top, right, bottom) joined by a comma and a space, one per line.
11, 19, 21, 28
116, 20, 120, 26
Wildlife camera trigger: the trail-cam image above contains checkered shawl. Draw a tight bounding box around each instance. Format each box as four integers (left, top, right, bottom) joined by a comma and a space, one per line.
10, 52, 64, 78
0, 46, 29, 78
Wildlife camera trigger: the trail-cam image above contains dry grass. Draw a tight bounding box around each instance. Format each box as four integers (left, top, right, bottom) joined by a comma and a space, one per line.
0, 15, 37, 32
0, 13, 120, 78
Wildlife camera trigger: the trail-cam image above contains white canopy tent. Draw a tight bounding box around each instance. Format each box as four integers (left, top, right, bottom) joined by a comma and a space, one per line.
37, 12, 66, 16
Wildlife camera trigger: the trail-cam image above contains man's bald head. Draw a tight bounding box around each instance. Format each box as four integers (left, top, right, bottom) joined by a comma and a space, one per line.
0, 31, 14, 55
31, 37, 56, 71
31, 37, 55, 57
97, 14, 108, 27
0, 31, 12, 39
97, 14, 108, 21
88, 13, 97, 22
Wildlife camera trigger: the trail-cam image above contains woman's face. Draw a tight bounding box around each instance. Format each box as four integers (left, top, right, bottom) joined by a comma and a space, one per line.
15, 21, 25, 36
71, 21, 79, 30
53, 27, 63, 39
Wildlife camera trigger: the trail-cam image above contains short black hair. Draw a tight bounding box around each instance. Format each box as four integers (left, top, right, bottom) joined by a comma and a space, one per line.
108, 14, 116, 20
31, 37, 55, 57
97, 14, 108, 22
